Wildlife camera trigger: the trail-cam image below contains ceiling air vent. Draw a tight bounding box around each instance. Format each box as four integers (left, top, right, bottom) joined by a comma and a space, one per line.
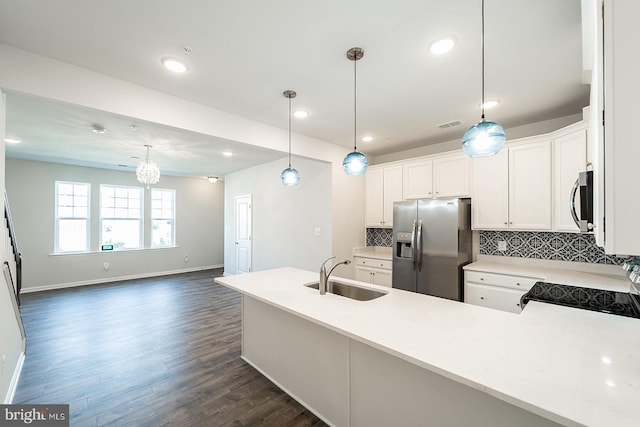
437, 120, 462, 129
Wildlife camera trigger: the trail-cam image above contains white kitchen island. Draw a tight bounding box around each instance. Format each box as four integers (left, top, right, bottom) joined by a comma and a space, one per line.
214, 267, 640, 427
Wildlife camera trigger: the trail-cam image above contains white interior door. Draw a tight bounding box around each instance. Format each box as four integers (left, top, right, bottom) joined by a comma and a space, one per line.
234, 194, 252, 274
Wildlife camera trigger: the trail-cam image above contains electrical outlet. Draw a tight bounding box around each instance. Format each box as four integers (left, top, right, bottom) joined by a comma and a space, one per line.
497, 241, 507, 251
184, 255, 189, 263
103, 262, 110, 271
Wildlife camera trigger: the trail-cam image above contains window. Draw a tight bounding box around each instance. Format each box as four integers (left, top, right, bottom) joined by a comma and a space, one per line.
100, 185, 143, 250
55, 181, 90, 253
151, 189, 175, 247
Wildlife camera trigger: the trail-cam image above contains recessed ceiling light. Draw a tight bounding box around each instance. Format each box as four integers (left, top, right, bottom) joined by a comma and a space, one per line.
222, 150, 233, 157
4, 137, 21, 144
481, 100, 500, 109
429, 37, 456, 55
161, 57, 188, 73
361, 136, 374, 143
293, 110, 308, 119
92, 125, 106, 134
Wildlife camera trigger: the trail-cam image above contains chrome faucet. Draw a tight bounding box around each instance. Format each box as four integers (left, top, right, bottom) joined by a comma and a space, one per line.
319, 256, 352, 295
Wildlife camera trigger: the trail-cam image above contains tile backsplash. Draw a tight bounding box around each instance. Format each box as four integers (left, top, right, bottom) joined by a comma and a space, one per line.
479, 231, 628, 265
366, 228, 628, 265
366, 228, 393, 247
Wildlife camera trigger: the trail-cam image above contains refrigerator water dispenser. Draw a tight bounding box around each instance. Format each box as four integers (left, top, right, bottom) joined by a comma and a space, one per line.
396, 232, 413, 259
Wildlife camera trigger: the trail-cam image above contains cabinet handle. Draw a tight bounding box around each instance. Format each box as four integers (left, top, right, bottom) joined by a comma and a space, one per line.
480, 278, 484, 281
480, 297, 484, 300
509, 222, 513, 225
504, 222, 508, 225
516, 283, 520, 286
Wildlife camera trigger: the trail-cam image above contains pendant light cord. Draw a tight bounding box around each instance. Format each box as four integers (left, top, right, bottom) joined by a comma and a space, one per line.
353, 54, 358, 151
481, 0, 486, 121
288, 95, 292, 168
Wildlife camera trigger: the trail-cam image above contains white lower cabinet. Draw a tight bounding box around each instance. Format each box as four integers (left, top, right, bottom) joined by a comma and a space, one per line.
354, 257, 392, 287
464, 270, 540, 313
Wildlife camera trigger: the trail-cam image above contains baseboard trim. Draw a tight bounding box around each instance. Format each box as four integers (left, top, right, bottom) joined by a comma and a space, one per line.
21, 265, 224, 293
4, 351, 25, 404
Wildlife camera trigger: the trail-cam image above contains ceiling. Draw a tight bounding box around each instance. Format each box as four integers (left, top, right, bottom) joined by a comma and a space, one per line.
0, 0, 589, 178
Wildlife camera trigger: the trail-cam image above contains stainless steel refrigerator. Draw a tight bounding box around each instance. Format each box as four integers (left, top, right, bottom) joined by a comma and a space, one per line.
392, 198, 472, 301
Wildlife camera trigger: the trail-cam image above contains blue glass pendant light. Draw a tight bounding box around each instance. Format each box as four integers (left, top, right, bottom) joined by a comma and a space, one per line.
342, 47, 368, 176
462, 0, 505, 157
281, 90, 301, 186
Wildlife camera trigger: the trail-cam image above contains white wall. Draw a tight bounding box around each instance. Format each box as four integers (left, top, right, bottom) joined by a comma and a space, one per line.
224, 156, 332, 273
1, 90, 25, 403
5, 158, 224, 291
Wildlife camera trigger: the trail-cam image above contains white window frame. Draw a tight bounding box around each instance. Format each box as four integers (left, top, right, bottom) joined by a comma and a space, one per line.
151, 188, 176, 248
100, 184, 143, 251
55, 181, 91, 253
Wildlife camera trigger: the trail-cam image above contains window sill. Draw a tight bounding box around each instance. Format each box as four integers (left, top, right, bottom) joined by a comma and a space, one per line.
50, 246, 179, 257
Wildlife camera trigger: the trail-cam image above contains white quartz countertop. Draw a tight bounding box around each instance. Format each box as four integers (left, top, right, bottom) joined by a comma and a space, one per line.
352, 246, 392, 261
215, 267, 640, 427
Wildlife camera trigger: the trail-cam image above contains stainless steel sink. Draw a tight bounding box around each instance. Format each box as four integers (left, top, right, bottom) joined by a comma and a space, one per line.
305, 280, 387, 301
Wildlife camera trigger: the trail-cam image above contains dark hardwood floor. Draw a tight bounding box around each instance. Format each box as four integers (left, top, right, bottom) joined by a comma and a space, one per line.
14, 269, 326, 427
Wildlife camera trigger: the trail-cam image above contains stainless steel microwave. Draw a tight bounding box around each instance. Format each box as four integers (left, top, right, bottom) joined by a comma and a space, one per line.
570, 170, 594, 232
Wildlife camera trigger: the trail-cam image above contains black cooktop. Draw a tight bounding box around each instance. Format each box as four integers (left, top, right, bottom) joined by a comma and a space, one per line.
521, 282, 640, 319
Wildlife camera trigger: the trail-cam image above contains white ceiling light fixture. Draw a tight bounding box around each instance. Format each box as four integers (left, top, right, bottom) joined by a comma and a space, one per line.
136, 145, 161, 188
222, 150, 233, 157
293, 110, 309, 119
280, 90, 301, 186
361, 136, 374, 143
342, 47, 368, 176
207, 176, 219, 183
161, 57, 188, 73
4, 137, 21, 144
462, 0, 506, 158
429, 36, 456, 55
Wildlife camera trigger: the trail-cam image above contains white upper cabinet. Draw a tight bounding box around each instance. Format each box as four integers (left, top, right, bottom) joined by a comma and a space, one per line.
591, 0, 640, 256
365, 168, 384, 227
402, 160, 433, 199
433, 154, 470, 198
473, 138, 552, 230
365, 165, 402, 227
553, 127, 588, 232
472, 150, 509, 229
402, 153, 470, 200
509, 139, 552, 230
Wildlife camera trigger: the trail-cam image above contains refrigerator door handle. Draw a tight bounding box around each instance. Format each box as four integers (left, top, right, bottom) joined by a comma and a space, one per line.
416, 219, 423, 271
410, 219, 418, 270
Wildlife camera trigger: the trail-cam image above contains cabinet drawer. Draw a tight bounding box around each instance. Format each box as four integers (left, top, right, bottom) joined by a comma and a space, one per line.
465, 270, 540, 291
354, 257, 392, 270
465, 282, 526, 314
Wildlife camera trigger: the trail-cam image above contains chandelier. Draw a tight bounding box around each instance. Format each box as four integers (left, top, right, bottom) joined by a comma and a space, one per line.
136, 145, 160, 188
